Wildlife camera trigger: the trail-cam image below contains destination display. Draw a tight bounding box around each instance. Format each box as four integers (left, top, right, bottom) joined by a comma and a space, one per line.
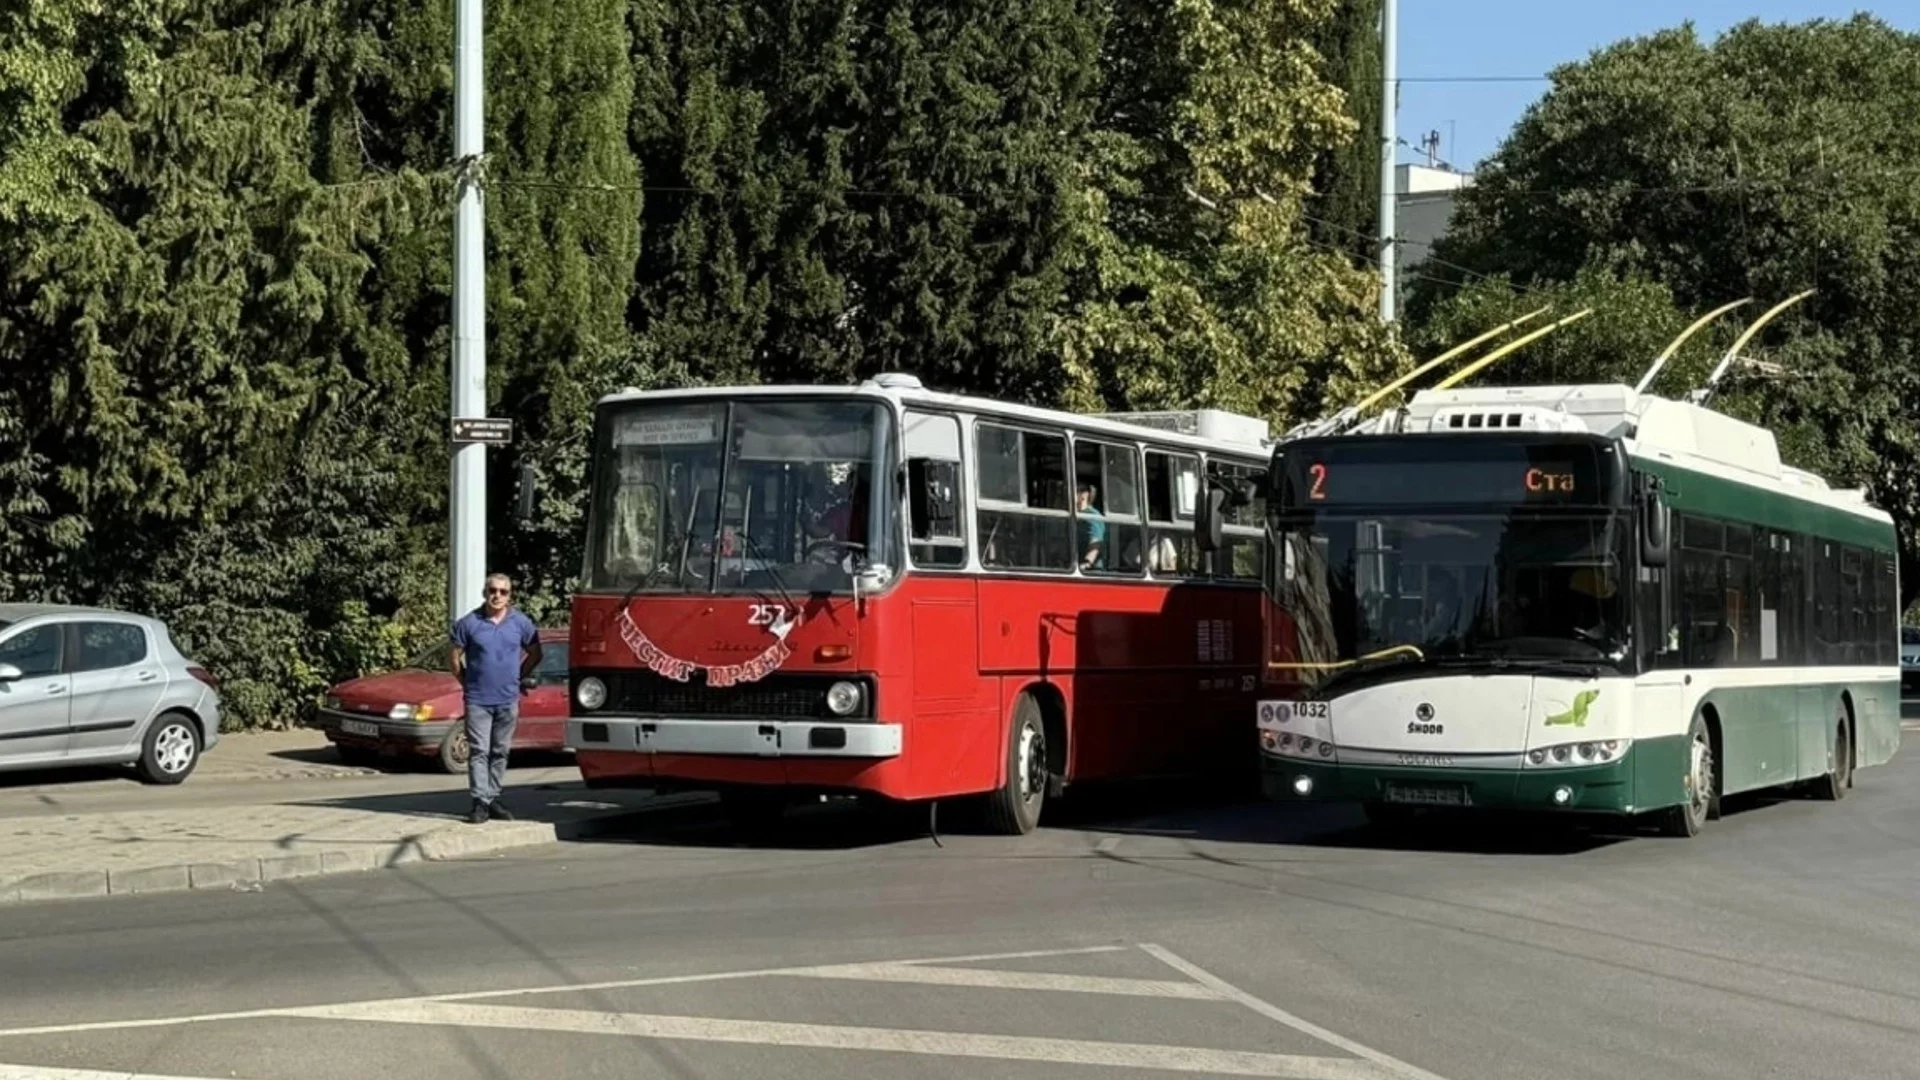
1275, 440, 1613, 507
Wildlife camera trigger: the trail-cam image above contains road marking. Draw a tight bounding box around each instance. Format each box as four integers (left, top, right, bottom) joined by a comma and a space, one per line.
1096, 836, 1123, 853
0, 1060, 255, 1068
280, 1000, 1397, 1079
781, 961, 1223, 999
1143, 945, 1451, 1080
0, 945, 1127, 1040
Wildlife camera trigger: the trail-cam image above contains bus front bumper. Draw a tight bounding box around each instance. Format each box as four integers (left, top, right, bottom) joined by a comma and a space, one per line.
567, 717, 904, 758
1260, 752, 1642, 814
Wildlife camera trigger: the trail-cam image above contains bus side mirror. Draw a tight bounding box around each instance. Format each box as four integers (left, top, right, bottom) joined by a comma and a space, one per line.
1196, 488, 1226, 554
516, 461, 539, 523
1640, 488, 1669, 568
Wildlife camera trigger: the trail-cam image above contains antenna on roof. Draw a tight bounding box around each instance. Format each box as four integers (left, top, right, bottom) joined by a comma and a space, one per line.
1690, 290, 1815, 407
1286, 306, 1549, 439
1432, 308, 1594, 391
1634, 297, 1752, 395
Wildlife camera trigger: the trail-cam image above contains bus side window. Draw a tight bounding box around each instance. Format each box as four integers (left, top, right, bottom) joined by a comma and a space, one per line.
1145, 450, 1200, 577
908, 459, 965, 567
904, 410, 967, 569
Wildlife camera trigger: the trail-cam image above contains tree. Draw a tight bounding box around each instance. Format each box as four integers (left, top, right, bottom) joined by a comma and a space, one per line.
1410, 15, 1920, 604
1056, 0, 1404, 426
1303, 0, 1381, 264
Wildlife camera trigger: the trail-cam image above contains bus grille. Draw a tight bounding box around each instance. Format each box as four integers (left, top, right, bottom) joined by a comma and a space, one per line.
593, 671, 869, 720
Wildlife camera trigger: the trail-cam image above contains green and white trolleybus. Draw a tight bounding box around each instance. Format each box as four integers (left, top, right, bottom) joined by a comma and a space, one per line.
1229, 383, 1899, 837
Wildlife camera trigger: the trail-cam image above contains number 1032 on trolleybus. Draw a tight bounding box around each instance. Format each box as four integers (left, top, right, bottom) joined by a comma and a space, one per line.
561, 373, 1273, 833
1204, 382, 1901, 838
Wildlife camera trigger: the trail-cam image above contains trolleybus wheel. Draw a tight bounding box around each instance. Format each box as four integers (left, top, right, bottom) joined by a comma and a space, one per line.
1657, 712, 1714, 838
1812, 707, 1852, 801
984, 695, 1047, 835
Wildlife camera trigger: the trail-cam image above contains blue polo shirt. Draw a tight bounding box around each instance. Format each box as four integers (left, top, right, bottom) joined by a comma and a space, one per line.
451, 609, 539, 708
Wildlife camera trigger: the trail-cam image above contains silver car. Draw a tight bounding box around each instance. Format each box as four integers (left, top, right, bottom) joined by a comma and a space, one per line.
0, 604, 222, 783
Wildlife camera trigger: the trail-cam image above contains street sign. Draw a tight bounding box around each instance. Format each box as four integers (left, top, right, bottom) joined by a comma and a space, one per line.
451, 417, 514, 445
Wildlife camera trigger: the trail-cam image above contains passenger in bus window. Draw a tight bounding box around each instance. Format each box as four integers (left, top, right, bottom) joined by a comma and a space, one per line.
1076, 483, 1106, 571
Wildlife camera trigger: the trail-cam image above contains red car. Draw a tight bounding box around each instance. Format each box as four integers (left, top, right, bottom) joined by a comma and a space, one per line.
313, 628, 570, 772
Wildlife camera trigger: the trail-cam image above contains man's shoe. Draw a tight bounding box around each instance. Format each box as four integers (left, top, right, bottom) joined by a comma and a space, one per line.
468, 800, 490, 825
486, 800, 515, 822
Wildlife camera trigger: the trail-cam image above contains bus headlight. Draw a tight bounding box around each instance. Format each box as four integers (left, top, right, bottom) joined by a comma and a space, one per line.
1527, 739, 1631, 768
576, 677, 606, 710
826, 681, 863, 716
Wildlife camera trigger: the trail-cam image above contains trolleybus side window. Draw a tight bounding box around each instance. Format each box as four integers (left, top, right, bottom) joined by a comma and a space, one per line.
1144, 451, 1201, 577
1072, 437, 1145, 576
904, 411, 966, 569
976, 422, 1073, 572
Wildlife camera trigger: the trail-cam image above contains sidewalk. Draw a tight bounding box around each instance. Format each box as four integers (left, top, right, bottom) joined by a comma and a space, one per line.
0, 731, 707, 906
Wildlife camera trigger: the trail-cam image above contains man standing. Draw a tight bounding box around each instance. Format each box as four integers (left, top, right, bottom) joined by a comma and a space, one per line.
450, 573, 543, 824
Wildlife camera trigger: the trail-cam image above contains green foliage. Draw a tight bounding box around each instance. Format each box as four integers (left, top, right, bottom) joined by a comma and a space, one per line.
1411, 15, 1920, 604
2, 0, 1399, 727
1058, 0, 1405, 421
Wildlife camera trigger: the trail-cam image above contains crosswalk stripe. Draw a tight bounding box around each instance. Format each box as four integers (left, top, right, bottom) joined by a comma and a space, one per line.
781, 962, 1224, 999
0, 1060, 251, 1068
280, 1000, 1396, 1079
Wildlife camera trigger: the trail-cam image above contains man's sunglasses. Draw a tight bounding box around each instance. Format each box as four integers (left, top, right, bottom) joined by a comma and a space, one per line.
485, 587, 511, 597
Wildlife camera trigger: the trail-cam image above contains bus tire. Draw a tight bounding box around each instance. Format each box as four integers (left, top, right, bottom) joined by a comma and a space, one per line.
1657, 712, 1714, 838
1812, 709, 1852, 801
984, 695, 1047, 835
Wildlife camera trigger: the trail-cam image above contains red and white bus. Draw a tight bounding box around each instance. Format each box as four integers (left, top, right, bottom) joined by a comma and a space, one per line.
562, 374, 1272, 832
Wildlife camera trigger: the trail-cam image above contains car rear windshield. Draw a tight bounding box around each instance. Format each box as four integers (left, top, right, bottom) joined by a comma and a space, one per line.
1903, 626, 1920, 645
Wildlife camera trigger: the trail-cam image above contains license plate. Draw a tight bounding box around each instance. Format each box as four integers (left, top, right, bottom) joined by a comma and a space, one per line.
1384, 783, 1469, 807
340, 719, 380, 738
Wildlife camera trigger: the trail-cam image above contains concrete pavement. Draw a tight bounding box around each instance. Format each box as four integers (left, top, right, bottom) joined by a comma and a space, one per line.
0, 732, 1914, 1080
0, 729, 700, 905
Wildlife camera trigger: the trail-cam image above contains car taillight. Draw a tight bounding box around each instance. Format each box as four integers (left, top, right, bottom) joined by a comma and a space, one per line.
187, 666, 220, 690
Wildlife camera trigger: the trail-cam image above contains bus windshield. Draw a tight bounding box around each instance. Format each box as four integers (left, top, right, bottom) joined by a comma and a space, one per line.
586, 397, 896, 595
1271, 511, 1631, 685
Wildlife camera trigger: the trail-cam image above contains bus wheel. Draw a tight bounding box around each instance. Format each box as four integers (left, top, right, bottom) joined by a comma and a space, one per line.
1658, 713, 1714, 838
1813, 710, 1852, 801
985, 695, 1047, 835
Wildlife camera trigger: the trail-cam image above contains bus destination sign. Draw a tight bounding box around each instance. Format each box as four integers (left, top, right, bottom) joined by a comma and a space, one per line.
1279, 444, 1607, 508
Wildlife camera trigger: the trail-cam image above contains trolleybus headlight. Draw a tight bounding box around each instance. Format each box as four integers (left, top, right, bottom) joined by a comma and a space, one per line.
576, 677, 606, 710
1528, 749, 1548, 766
1318, 741, 1335, 758
1260, 731, 1279, 751
826, 681, 863, 716
1576, 743, 1596, 761
1550, 745, 1571, 763
1297, 737, 1314, 755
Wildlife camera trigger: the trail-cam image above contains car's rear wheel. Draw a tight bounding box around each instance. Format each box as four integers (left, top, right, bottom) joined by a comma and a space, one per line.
137, 713, 202, 785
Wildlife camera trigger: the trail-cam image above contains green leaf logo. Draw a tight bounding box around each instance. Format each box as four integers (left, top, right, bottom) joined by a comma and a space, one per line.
1544, 689, 1600, 728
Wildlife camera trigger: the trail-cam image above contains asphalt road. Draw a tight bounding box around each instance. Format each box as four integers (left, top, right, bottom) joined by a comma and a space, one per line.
0, 726, 1916, 1080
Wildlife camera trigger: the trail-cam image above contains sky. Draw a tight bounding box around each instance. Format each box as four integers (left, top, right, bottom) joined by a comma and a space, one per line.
1395, 1, 1920, 171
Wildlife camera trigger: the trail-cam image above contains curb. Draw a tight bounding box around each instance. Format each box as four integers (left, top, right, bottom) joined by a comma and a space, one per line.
0, 792, 714, 907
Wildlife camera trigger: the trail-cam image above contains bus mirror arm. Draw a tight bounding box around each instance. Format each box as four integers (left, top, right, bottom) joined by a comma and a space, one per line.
1196, 488, 1226, 554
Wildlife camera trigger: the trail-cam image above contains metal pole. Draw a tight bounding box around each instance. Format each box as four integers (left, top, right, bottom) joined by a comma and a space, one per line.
449, 0, 487, 624
1378, 0, 1398, 323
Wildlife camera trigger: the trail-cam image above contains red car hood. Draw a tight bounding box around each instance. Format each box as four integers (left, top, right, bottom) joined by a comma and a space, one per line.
329, 669, 463, 711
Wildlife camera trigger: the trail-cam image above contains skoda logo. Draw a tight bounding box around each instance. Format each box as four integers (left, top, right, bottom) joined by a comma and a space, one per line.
1415, 703, 1435, 722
